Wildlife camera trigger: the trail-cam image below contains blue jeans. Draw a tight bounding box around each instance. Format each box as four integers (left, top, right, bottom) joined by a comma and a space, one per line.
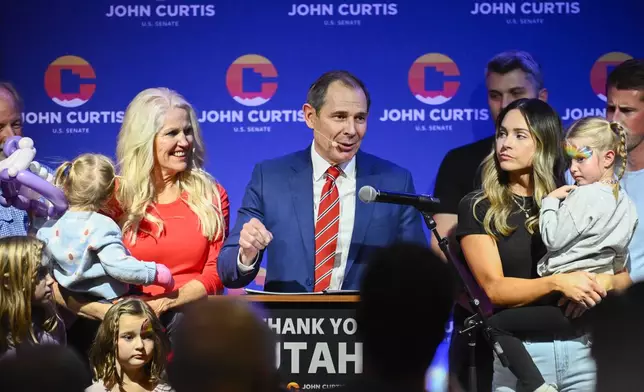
492, 336, 596, 392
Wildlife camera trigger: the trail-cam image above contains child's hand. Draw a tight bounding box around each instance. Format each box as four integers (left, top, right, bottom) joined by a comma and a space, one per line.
153, 264, 175, 289
547, 185, 577, 200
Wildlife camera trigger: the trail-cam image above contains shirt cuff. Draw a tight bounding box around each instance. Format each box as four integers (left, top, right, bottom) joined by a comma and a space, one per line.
541, 197, 561, 212
237, 248, 259, 275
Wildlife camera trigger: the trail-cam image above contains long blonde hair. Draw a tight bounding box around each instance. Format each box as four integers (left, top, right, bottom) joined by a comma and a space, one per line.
0, 236, 58, 353
115, 88, 225, 243
566, 116, 628, 199
89, 298, 169, 390
474, 98, 566, 240
53, 153, 116, 211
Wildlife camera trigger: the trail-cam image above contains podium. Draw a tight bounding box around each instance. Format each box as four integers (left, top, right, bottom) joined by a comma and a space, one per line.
244, 294, 362, 391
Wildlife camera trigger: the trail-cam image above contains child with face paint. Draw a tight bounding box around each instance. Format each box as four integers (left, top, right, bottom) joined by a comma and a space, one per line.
485, 117, 638, 392
88, 298, 173, 392
538, 117, 638, 277
0, 236, 66, 359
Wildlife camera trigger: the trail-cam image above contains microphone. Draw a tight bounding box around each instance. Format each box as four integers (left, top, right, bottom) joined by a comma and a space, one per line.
358, 185, 440, 212
314, 130, 339, 148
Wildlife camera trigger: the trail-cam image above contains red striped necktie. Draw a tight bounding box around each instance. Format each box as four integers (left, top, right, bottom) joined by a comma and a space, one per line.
314, 165, 341, 292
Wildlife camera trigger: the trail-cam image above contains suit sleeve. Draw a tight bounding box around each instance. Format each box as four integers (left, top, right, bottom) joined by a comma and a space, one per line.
217, 164, 266, 289
396, 170, 429, 247
193, 183, 230, 295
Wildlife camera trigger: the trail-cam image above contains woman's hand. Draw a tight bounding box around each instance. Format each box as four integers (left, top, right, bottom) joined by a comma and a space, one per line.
547, 185, 577, 200
557, 297, 588, 319
142, 281, 208, 317
144, 296, 174, 317
595, 273, 616, 292
554, 271, 607, 308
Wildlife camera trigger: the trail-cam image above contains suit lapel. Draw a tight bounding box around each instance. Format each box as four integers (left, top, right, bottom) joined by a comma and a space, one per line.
289, 148, 315, 279
347, 152, 380, 274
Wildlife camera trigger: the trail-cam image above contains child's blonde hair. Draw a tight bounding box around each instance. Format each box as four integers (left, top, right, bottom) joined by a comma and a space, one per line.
89, 298, 169, 390
0, 236, 58, 353
54, 153, 116, 211
566, 116, 628, 199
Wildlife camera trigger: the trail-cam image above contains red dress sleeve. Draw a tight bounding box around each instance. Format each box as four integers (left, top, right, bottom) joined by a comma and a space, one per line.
193, 182, 230, 295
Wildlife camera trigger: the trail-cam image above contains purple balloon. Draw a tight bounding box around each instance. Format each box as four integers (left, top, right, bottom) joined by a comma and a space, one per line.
15, 171, 68, 216
2, 136, 22, 157
0, 136, 69, 219
14, 194, 31, 211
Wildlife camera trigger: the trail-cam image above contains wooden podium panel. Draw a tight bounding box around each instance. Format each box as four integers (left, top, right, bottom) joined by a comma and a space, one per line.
243, 294, 362, 391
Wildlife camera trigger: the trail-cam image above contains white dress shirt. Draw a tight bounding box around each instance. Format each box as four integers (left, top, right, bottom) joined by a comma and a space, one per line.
237, 144, 357, 291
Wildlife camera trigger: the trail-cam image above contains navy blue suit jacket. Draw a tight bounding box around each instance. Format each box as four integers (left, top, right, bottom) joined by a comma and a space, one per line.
217, 147, 428, 292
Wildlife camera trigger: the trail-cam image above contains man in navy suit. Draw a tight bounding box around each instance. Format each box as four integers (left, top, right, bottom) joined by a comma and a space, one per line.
218, 71, 428, 292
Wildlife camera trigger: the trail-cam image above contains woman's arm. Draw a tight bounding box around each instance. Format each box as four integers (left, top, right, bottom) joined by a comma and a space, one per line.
611, 271, 633, 292
51, 283, 111, 320
461, 234, 605, 307
144, 236, 225, 315
597, 269, 632, 294
146, 184, 230, 315
462, 234, 557, 307
192, 183, 229, 295
559, 270, 631, 319
596, 249, 634, 294
145, 280, 208, 315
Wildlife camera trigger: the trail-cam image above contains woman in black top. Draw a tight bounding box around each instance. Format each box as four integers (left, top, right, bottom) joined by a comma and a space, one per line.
455, 99, 632, 392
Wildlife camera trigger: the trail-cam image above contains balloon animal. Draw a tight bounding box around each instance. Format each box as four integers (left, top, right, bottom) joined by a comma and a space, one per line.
0, 136, 68, 218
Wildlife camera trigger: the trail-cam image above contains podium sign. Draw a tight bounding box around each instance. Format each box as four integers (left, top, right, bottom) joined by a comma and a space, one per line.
245, 295, 361, 391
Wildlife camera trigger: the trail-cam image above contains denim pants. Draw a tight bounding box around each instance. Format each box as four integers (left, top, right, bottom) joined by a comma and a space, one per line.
492, 335, 596, 392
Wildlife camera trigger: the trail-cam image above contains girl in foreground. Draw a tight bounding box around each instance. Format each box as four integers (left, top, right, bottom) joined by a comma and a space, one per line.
87, 298, 173, 391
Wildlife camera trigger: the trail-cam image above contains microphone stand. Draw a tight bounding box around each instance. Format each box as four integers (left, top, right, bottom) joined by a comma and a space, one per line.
420, 211, 509, 392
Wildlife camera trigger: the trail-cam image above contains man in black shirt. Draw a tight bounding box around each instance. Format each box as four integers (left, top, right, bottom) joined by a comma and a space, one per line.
434, 51, 548, 392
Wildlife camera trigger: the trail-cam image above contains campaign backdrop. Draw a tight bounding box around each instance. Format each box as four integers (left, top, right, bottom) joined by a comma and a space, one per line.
2, 1, 642, 390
